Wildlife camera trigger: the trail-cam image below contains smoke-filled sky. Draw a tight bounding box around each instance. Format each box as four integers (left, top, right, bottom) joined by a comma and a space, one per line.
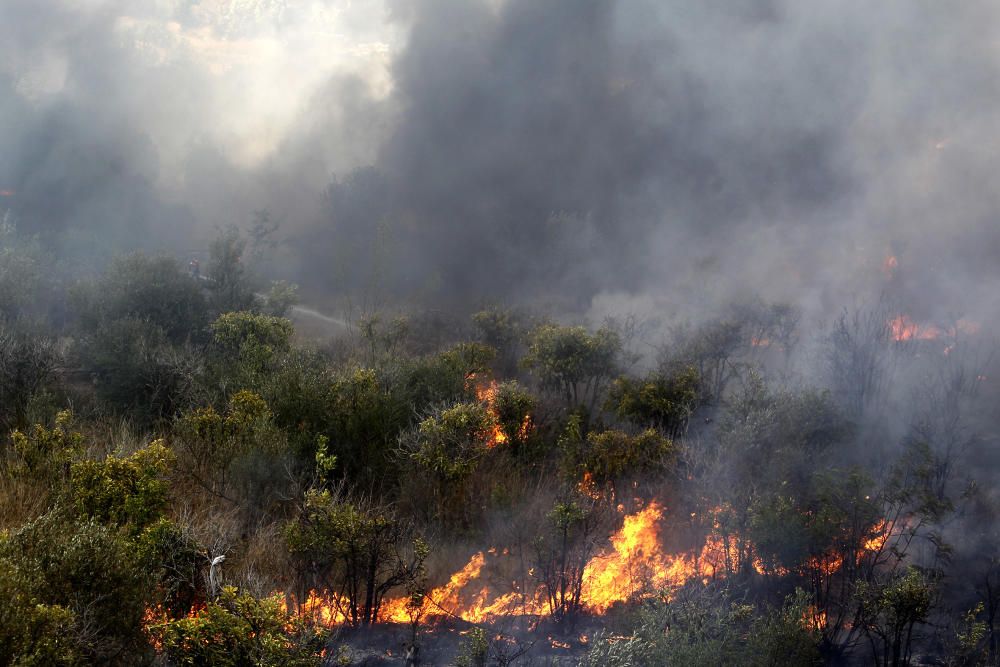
3, 0, 1000, 326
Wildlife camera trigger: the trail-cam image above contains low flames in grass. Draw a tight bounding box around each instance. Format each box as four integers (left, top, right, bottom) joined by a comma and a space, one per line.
142, 503, 893, 656
274, 502, 891, 630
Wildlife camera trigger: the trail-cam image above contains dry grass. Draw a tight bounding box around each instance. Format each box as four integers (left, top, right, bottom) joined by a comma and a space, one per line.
0, 472, 52, 530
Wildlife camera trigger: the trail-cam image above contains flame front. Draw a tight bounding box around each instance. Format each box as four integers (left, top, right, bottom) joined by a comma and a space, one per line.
581, 502, 697, 612
256, 504, 891, 632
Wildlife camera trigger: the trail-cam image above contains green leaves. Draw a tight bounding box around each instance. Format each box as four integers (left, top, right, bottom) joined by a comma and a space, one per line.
854, 566, 934, 664
0, 558, 81, 666
0, 512, 155, 664
152, 586, 325, 666
563, 428, 675, 487
211, 311, 293, 371
522, 323, 621, 411
9, 410, 83, 480
68, 439, 174, 532
581, 587, 821, 667
607, 366, 701, 435
285, 490, 426, 627
410, 402, 493, 481
72, 252, 209, 345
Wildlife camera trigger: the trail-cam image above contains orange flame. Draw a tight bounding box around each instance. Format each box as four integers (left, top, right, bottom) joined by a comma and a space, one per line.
258, 507, 892, 633
890, 315, 942, 341
475, 380, 509, 447
890, 316, 979, 342
861, 519, 889, 553
582, 503, 676, 611
578, 471, 602, 500
804, 605, 827, 631
469, 375, 533, 448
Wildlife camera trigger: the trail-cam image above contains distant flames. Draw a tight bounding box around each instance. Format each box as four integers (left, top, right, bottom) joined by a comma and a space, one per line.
889, 315, 979, 342
882, 255, 898, 280
880, 255, 982, 345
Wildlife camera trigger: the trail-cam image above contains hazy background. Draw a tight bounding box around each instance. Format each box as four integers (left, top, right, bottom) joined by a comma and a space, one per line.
2, 0, 998, 330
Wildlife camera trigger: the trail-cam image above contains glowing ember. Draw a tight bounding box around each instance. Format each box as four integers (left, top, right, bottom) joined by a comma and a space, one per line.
890, 315, 941, 341
474, 379, 508, 447
807, 553, 844, 577
578, 471, 602, 500
882, 255, 898, 279
861, 519, 889, 553
804, 605, 827, 631
0, 189, 13, 197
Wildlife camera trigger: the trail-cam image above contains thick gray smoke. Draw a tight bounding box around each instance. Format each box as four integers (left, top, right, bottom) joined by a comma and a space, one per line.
3, 0, 999, 327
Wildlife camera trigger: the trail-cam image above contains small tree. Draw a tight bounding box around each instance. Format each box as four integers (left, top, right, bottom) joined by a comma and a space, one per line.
854, 567, 934, 667
663, 319, 744, 402
606, 366, 701, 437
492, 380, 537, 454
0, 323, 58, 431
0, 560, 81, 666
401, 401, 493, 523
211, 311, 293, 375
522, 323, 621, 416
262, 280, 299, 317
404, 342, 495, 408
0, 220, 44, 321
8, 410, 83, 481
75, 316, 203, 421
581, 586, 821, 667
563, 428, 675, 498
208, 227, 257, 314
72, 252, 209, 345
472, 306, 525, 377
173, 391, 288, 520
285, 489, 428, 627
68, 439, 174, 533
533, 496, 609, 625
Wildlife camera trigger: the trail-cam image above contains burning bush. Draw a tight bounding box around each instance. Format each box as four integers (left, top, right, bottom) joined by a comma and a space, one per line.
151, 586, 326, 666
284, 488, 428, 627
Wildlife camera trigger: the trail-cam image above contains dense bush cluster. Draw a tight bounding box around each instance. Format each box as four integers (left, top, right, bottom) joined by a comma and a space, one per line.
0, 226, 997, 666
